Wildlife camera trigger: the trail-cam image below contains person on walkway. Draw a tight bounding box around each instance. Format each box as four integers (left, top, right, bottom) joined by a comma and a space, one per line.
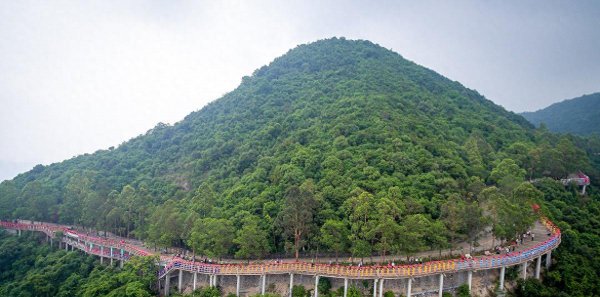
531, 233, 535, 241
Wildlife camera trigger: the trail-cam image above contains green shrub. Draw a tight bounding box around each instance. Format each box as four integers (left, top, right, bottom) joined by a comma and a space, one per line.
347, 286, 363, 297
318, 277, 332, 296
293, 285, 308, 297
456, 284, 470, 297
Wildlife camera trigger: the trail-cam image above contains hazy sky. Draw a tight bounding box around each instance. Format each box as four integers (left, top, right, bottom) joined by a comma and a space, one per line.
1, 1, 599, 181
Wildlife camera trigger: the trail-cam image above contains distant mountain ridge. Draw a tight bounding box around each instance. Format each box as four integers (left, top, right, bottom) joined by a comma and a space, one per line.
521, 93, 600, 136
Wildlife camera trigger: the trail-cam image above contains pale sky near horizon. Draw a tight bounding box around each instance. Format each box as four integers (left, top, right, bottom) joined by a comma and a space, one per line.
1, 1, 599, 181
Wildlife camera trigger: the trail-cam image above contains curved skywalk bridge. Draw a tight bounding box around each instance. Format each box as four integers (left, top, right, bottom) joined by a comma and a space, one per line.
1, 217, 560, 297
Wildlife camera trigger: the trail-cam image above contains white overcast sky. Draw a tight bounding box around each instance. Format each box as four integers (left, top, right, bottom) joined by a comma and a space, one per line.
1, 1, 599, 181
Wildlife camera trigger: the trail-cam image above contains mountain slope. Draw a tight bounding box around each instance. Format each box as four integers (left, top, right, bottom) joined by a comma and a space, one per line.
521, 93, 600, 136
0, 37, 594, 259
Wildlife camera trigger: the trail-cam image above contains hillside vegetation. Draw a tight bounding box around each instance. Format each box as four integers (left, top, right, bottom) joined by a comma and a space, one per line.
0, 231, 157, 297
0, 38, 597, 267
521, 93, 600, 136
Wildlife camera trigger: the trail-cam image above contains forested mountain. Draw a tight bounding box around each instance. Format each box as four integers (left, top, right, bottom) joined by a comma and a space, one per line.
521, 93, 600, 136
0, 38, 597, 266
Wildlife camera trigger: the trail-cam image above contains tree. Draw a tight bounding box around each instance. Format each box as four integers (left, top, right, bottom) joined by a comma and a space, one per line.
190, 184, 217, 218
83, 191, 109, 231
343, 189, 376, 261
486, 185, 535, 244
423, 220, 448, 258
234, 218, 270, 260
371, 198, 402, 261
277, 184, 317, 259
146, 201, 183, 252
463, 199, 488, 251
319, 219, 350, 262
119, 185, 137, 238
19, 180, 58, 222
556, 137, 590, 176
512, 182, 543, 205
441, 194, 466, 254
59, 173, 92, 225
372, 216, 400, 261
398, 214, 428, 259
188, 218, 235, 260
0, 181, 18, 219
479, 186, 507, 246
489, 158, 526, 194
463, 135, 487, 178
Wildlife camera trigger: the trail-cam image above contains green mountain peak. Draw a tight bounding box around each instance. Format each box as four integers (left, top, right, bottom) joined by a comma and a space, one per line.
1, 38, 592, 263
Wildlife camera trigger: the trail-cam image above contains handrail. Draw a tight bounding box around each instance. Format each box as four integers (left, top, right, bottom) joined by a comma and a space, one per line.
0, 217, 560, 280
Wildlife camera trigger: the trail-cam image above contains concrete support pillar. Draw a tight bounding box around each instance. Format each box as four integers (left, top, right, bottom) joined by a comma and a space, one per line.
467, 271, 473, 292
546, 251, 552, 269
379, 279, 384, 297
65, 243, 68, 251
372, 279, 378, 297
407, 278, 412, 297
522, 262, 528, 280
50, 238, 53, 247
236, 275, 241, 296
344, 278, 348, 297
100, 246, 104, 264
110, 247, 114, 267
289, 273, 294, 297
499, 266, 506, 291
193, 272, 198, 291
315, 275, 320, 297
438, 274, 444, 297
535, 256, 542, 279
165, 273, 170, 296
209, 275, 213, 287
261, 274, 266, 295
178, 269, 183, 293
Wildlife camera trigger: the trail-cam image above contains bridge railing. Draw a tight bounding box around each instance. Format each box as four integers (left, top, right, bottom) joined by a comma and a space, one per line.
0, 221, 151, 259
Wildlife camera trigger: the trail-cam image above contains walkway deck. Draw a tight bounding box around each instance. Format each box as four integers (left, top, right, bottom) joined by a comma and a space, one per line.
0, 217, 560, 280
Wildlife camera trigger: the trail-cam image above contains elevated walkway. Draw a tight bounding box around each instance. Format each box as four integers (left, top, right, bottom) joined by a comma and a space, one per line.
0, 217, 560, 297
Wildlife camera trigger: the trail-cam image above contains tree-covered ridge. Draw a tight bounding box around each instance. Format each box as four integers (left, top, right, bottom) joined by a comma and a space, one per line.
521, 92, 600, 136
0, 37, 596, 263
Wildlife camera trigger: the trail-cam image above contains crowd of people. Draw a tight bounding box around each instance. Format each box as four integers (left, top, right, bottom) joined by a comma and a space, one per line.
492, 230, 536, 255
